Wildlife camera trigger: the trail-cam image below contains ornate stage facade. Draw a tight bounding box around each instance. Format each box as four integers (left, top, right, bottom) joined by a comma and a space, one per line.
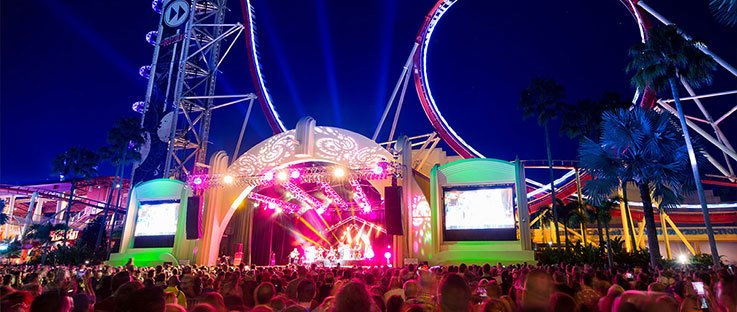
109, 118, 534, 267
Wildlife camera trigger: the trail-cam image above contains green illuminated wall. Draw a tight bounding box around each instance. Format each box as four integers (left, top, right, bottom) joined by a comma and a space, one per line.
107, 179, 197, 267
427, 158, 534, 265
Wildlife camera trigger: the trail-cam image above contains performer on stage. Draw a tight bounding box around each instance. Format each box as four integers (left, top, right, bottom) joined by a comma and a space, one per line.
289, 248, 300, 265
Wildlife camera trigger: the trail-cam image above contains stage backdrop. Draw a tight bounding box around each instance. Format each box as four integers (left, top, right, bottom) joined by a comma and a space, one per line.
427, 158, 534, 265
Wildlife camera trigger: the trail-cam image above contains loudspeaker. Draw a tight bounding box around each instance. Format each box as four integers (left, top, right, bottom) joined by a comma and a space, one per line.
384, 186, 403, 235
186, 196, 202, 239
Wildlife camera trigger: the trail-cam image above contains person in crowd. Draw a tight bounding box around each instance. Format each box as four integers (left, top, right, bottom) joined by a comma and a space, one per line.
297, 278, 317, 309
437, 274, 471, 312
254, 282, 276, 308
164, 276, 187, 309
333, 279, 373, 312
1, 258, 735, 312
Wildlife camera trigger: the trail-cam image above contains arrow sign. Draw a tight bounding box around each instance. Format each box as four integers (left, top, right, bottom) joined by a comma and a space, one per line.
164, 0, 189, 28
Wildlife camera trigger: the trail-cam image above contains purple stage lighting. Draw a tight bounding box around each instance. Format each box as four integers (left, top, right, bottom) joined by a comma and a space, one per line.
264, 171, 275, 182
372, 165, 384, 175
290, 170, 301, 179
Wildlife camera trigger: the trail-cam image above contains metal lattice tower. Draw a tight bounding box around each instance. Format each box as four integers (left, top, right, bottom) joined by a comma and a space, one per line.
135, 0, 255, 183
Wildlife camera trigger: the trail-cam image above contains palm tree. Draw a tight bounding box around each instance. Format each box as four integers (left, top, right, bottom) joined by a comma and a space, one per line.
709, 0, 737, 26
567, 202, 588, 245
588, 198, 616, 267
558, 200, 574, 248
535, 206, 556, 245
24, 223, 68, 264
95, 117, 145, 257
627, 25, 720, 267
560, 91, 632, 141
53, 147, 100, 245
578, 107, 699, 268
585, 202, 606, 246
520, 77, 566, 248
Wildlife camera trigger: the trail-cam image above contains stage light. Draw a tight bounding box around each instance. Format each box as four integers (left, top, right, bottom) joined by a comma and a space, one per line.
678, 254, 688, 264
334, 167, 345, 178
290, 170, 301, 179
223, 175, 234, 184
264, 171, 275, 181
115, 184, 121, 189
384, 252, 391, 259
275, 207, 283, 214
366, 248, 375, 259
372, 165, 384, 175
193, 177, 203, 185
277, 171, 288, 182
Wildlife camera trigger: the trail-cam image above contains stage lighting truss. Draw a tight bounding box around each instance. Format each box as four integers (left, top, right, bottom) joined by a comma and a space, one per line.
190, 162, 401, 189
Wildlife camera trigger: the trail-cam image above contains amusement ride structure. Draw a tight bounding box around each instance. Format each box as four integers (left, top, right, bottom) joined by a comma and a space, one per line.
235, 0, 737, 259
2, 0, 736, 264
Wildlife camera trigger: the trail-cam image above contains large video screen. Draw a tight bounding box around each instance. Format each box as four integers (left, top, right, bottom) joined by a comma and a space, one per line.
133, 200, 179, 248
442, 185, 516, 241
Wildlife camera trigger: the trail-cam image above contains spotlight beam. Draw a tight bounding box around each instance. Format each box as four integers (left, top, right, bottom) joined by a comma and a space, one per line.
297, 216, 332, 246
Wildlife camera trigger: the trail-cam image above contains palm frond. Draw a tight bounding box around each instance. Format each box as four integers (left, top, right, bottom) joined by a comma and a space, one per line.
710, 0, 737, 26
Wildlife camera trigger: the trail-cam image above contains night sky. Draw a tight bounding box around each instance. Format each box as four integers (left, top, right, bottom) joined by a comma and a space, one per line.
1, 0, 735, 185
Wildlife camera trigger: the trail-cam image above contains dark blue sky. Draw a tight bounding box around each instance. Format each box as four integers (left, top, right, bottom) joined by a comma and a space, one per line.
1, 0, 735, 185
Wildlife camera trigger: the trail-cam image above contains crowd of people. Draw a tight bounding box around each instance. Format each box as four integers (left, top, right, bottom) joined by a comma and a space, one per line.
0, 260, 735, 312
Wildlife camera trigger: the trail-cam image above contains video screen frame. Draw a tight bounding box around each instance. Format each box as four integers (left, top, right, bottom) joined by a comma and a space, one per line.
441, 184, 518, 241
132, 200, 179, 248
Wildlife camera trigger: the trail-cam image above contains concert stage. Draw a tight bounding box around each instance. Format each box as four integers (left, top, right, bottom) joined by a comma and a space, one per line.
109, 120, 533, 267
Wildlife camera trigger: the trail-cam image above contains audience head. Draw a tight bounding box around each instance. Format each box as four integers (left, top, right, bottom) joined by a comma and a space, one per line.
437, 273, 471, 312
254, 282, 275, 306
333, 279, 372, 312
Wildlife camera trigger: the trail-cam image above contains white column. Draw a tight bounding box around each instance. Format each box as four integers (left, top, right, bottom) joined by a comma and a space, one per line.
21, 192, 39, 238
33, 199, 44, 222
55, 200, 64, 224
8, 196, 17, 238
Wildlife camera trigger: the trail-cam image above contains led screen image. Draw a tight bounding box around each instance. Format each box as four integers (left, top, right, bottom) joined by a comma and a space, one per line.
442, 185, 516, 241
133, 200, 179, 248
444, 187, 514, 230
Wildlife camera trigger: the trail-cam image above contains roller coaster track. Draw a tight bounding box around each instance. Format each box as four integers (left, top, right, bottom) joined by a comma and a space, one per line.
238, 0, 737, 208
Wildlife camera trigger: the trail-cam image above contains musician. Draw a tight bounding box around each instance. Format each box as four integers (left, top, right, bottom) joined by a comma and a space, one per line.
289, 248, 300, 265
